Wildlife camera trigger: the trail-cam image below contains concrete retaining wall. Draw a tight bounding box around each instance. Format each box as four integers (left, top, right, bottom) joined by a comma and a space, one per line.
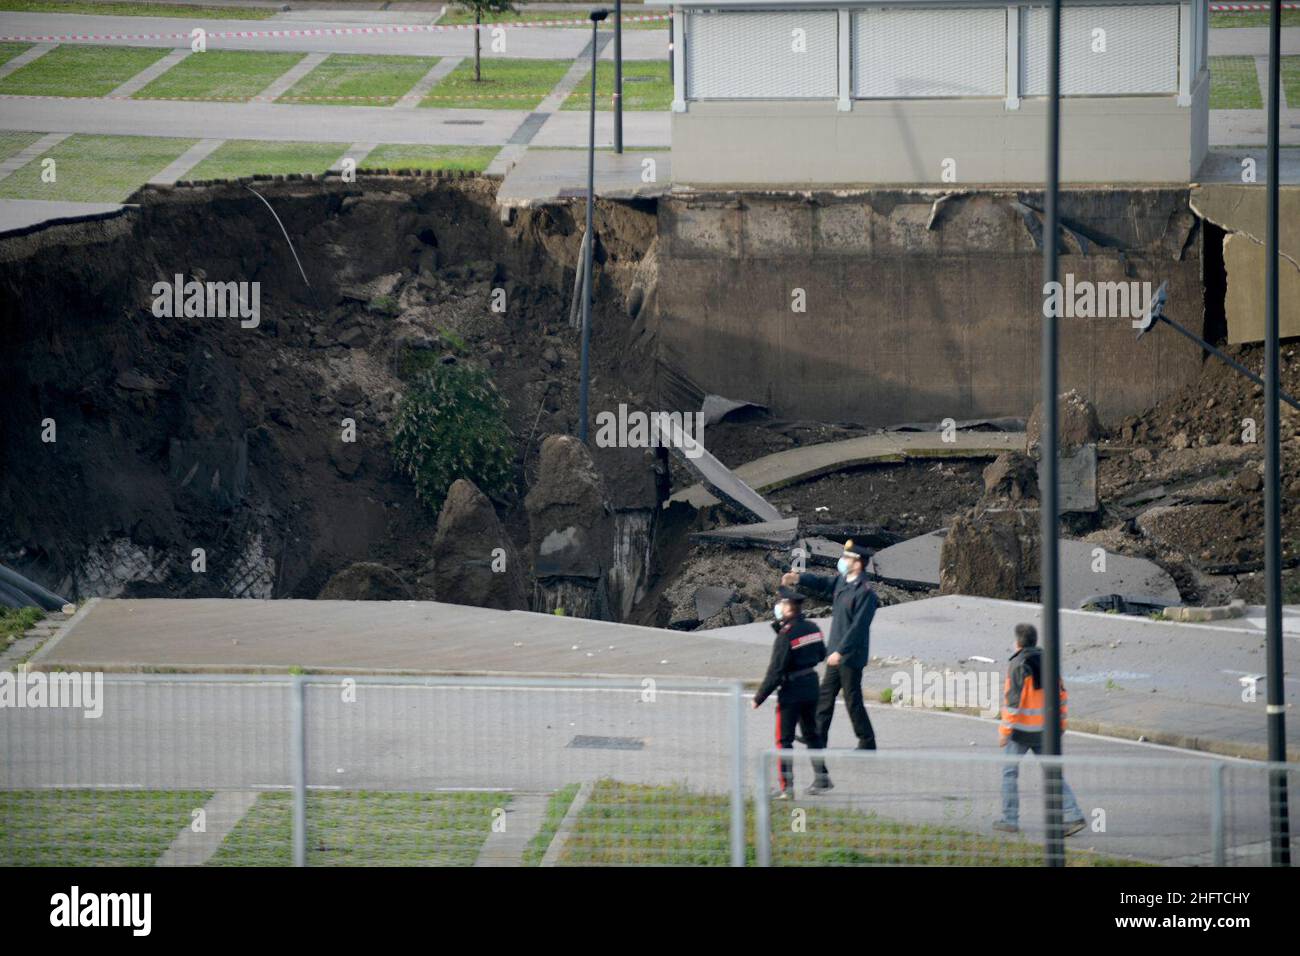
650, 187, 1206, 425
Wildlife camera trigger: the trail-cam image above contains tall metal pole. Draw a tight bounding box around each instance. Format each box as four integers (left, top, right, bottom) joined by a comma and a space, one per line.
1040, 0, 1065, 869
614, 0, 623, 154
579, 10, 607, 443
1264, 0, 1291, 867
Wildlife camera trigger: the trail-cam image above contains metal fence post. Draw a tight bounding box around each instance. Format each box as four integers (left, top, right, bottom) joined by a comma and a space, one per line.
730, 681, 745, 867
754, 751, 771, 867
291, 674, 306, 867
1212, 762, 1226, 866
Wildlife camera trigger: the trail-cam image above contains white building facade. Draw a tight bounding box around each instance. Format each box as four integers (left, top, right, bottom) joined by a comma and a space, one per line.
652, 0, 1210, 185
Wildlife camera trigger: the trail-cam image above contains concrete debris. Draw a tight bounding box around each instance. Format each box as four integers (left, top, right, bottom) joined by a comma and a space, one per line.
691, 518, 799, 549
701, 394, 769, 426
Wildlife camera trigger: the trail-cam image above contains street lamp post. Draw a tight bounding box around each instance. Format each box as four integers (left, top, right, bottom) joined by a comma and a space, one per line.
1041, 0, 1065, 869
1263, 0, 1291, 866
578, 8, 608, 444
614, 0, 623, 154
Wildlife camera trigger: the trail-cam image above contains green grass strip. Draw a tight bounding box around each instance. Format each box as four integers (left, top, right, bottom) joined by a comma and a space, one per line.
278, 53, 438, 107
0, 43, 170, 98
207, 790, 502, 866
562, 59, 671, 111
0, 133, 196, 201
421, 57, 571, 110
0, 790, 212, 866
1210, 56, 1265, 110
0, 41, 32, 69
1282, 56, 1300, 111
0, 604, 44, 640
0, 1, 275, 18
185, 139, 348, 180
133, 49, 305, 102
522, 784, 580, 866
361, 144, 499, 173
1209, 11, 1300, 29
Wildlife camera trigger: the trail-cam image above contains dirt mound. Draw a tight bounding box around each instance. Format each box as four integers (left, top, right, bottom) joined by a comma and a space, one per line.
0, 177, 658, 605
317, 562, 413, 601
426, 478, 527, 611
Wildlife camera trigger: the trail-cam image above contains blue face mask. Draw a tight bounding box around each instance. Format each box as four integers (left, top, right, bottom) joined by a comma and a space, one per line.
837, 557, 852, 576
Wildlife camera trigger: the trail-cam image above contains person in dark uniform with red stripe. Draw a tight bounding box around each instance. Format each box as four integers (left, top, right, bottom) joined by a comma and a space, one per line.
752, 586, 832, 798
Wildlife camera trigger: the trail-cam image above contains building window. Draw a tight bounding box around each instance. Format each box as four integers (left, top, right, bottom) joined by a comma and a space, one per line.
1021, 4, 1181, 96
685, 9, 839, 99
852, 8, 1006, 99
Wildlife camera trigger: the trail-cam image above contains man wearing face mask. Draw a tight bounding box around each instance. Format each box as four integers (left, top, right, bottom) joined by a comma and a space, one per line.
752, 586, 831, 797
781, 539, 879, 751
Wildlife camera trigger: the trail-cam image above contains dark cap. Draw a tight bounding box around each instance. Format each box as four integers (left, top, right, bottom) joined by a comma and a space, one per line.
842, 539, 866, 560
776, 586, 805, 602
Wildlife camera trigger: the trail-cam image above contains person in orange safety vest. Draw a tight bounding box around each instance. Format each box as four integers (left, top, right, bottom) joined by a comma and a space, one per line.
994, 623, 1087, 837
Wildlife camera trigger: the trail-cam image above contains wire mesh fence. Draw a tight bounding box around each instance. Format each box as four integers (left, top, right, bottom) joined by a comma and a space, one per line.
1, 672, 1294, 867
0, 673, 746, 867
752, 749, 1298, 867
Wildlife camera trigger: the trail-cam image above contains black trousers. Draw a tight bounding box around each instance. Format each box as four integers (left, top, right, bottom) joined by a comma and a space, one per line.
816, 663, 876, 749
775, 697, 829, 791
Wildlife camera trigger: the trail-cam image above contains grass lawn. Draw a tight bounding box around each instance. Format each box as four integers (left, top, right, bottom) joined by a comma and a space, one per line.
1210, 11, 1300, 28
0, 41, 32, 69
207, 790, 502, 866
0, 44, 170, 98
437, 8, 664, 29
522, 784, 580, 866
421, 57, 571, 110
0, 134, 196, 201
133, 50, 305, 102
0, 790, 210, 866
0, 1, 275, 17
562, 59, 671, 111
277, 53, 438, 106
0, 130, 43, 166
1210, 56, 1264, 110
185, 140, 348, 180
557, 780, 1143, 866
0, 604, 44, 640
361, 144, 499, 173
1284, 56, 1300, 110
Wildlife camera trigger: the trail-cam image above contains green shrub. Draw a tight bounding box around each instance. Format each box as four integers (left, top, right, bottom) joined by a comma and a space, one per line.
390, 360, 514, 512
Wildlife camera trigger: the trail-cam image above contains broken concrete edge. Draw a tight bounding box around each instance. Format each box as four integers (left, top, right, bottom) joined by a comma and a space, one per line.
1065, 718, 1300, 765
668, 445, 1014, 509
1162, 599, 1247, 623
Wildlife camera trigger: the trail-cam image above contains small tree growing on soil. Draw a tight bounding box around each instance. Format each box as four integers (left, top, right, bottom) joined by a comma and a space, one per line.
391, 360, 514, 513
458, 0, 516, 82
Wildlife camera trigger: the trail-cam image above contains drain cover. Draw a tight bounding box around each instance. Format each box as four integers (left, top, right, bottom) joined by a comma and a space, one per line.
567, 735, 645, 751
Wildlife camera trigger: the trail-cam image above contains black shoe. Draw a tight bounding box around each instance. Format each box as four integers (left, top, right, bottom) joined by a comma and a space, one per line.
1064, 819, 1087, 838
770, 789, 791, 801
856, 740, 877, 751
806, 781, 834, 795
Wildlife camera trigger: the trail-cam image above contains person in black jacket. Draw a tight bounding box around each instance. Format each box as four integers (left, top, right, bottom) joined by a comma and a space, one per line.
782, 539, 879, 751
752, 586, 832, 797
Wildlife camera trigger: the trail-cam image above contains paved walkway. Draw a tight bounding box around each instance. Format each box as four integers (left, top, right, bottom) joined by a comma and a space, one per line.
670, 431, 1026, 510
29, 593, 1299, 761
0, 12, 670, 59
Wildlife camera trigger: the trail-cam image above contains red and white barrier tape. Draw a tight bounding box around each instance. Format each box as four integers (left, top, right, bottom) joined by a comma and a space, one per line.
0, 14, 671, 44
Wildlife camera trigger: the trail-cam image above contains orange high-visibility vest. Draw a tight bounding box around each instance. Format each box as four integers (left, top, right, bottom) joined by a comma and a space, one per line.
999, 669, 1069, 739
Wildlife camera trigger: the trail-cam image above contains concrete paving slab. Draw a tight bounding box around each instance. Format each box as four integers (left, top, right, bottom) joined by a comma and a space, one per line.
0, 130, 68, 182
0, 198, 126, 234
699, 593, 1300, 760
149, 137, 224, 184
497, 147, 672, 207
394, 55, 459, 109
0, 41, 55, 82
473, 791, 549, 866
1209, 107, 1300, 148
867, 530, 1182, 607
157, 790, 259, 866
670, 431, 1027, 511
257, 50, 327, 100
528, 109, 671, 149
1195, 146, 1300, 184
31, 597, 771, 679
691, 518, 799, 549
1208, 25, 1300, 56
109, 47, 191, 98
